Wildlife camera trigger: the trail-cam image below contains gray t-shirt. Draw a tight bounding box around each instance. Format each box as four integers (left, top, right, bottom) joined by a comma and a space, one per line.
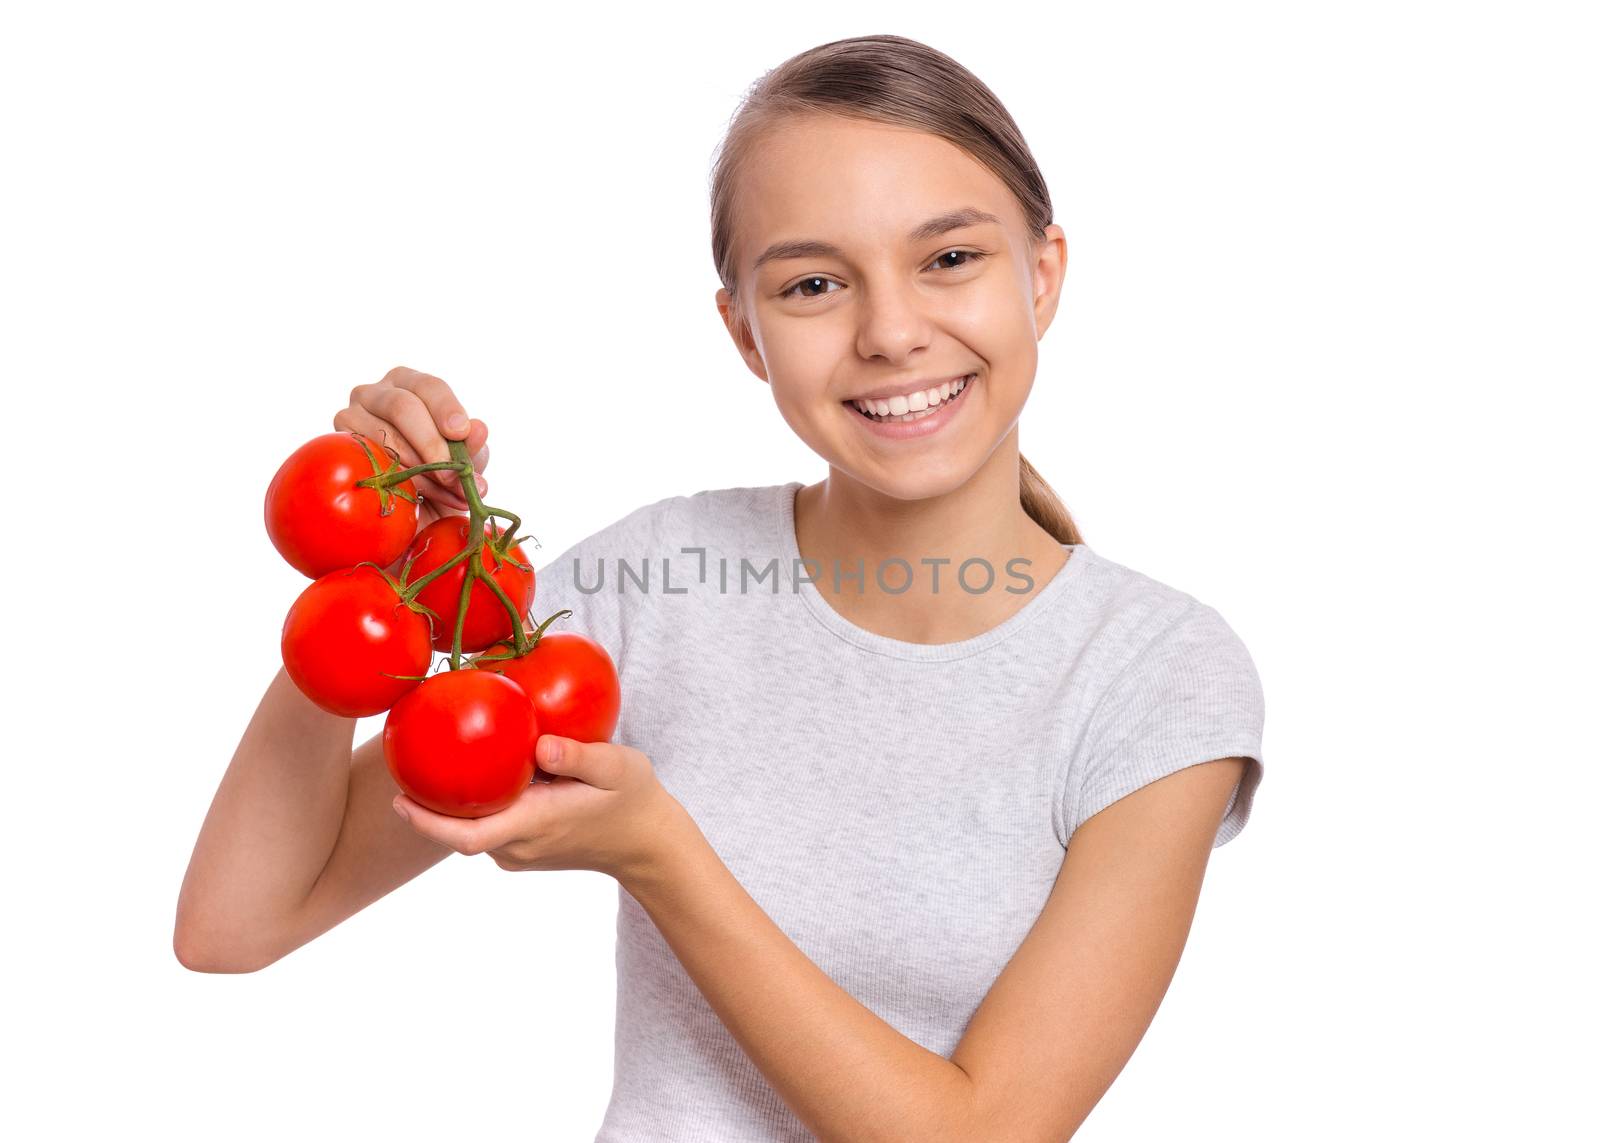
525, 481, 1267, 1142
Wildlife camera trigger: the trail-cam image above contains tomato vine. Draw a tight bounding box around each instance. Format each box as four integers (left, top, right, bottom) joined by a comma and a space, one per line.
354, 438, 538, 670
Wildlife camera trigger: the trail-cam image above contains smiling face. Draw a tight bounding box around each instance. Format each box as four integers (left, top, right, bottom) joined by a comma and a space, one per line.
716, 113, 1067, 501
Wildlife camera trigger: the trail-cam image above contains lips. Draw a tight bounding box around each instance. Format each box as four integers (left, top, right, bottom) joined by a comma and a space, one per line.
847, 372, 975, 404
841, 373, 978, 443
848, 373, 974, 422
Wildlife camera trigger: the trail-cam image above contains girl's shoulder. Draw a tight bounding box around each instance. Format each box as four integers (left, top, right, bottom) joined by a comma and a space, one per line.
549, 483, 783, 566
1064, 543, 1257, 670
1071, 544, 1206, 618
629, 482, 785, 546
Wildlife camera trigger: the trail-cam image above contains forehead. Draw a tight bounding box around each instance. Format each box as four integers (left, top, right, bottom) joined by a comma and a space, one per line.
737, 116, 1019, 270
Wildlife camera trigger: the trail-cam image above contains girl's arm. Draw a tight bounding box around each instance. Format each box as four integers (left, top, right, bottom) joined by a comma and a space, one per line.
623, 807, 976, 1140
625, 757, 1246, 1142
176, 366, 486, 972
173, 666, 451, 972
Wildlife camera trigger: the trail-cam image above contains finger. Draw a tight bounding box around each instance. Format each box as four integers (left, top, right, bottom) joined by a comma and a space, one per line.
462, 421, 489, 482
391, 370, 472, 441
364, 386, 487, 501
393, 794, 486, 853
333, 404, 433, 477
354, 390, 487, 490
464, 419, 489, 466
443, 419, 489, 489
335, 405, 470, 510
393, 790, 538, 856
537, 735, 630, 791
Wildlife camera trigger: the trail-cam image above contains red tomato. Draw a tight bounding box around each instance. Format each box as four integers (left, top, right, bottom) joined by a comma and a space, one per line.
281, 565, 433, 717
404, 518, 536, 653
383, 669, 540, 818
265, 432, 419, 579
478, 631, 621, 744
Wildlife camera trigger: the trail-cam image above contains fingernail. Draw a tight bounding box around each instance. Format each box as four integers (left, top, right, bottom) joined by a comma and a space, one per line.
392, 798, 410, 822
447, 414, 469, 435
475, 475, 487, 494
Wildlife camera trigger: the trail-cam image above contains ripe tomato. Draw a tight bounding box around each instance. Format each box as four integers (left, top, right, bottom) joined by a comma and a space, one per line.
281, 565, 433, 717
265, 432, 420, 579
383, 669, 540, 818
404, 518, 536, 653
478, 631, 621, 744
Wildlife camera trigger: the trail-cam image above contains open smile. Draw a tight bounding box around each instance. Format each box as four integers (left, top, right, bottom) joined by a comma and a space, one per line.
843, 372, 977, 439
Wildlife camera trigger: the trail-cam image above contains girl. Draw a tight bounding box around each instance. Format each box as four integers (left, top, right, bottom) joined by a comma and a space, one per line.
176, 34, 1266, 1142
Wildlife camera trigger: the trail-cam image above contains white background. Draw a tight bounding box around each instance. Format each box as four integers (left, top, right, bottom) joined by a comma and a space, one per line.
3, 2, 1595, 1139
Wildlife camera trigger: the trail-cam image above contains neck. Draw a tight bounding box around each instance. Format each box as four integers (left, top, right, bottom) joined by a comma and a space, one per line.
794, 435, 1069, 644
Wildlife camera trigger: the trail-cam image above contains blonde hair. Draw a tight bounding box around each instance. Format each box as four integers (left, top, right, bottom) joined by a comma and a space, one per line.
709, 34, 1084, 545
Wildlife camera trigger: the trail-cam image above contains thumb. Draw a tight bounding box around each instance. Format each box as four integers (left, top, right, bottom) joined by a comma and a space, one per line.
537, 734, 578, 776
536, 735, 624, 789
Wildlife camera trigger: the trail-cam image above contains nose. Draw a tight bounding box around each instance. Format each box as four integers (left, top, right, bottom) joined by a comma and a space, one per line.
853, 275, 939, 364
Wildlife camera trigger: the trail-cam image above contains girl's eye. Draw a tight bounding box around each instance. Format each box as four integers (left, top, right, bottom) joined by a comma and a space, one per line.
781, 275, 840, 301
929, 248, 986, 272
779, 249, 988, 301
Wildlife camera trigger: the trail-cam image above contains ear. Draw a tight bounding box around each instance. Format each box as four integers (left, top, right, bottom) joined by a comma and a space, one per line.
715, 286, 770, 384
1032, 223, 1069, 338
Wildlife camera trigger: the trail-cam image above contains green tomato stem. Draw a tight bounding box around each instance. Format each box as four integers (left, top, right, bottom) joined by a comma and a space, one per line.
350, 434, 420, 513
397, 533, 473, 602
390, 439, 528, 671
528, 608, 571, 644
449, 546, 475, 671
359, 459, 464, 486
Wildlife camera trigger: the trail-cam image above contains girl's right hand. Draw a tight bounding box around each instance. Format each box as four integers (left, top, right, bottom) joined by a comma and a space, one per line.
334, 366, 492, 532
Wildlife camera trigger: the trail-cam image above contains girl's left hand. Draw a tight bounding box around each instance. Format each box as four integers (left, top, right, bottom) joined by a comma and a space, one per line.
391, 735, 683, 882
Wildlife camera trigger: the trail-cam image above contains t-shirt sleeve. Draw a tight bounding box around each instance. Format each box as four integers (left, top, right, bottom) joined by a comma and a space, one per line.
1062, 600, 1266, 849
520, 494, 679, 678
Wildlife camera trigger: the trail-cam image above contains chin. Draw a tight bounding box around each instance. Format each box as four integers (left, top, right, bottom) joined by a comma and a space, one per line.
834, 458, 976, 504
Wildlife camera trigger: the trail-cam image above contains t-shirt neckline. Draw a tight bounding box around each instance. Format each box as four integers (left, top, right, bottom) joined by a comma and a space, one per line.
775, 480, 1092, 661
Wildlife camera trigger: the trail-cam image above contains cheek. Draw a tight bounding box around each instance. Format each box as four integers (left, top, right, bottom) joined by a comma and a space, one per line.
766, 383, 836, 444
764, 357, 837, 415
956, 287, 1035, 347
959, 302, 1039, 392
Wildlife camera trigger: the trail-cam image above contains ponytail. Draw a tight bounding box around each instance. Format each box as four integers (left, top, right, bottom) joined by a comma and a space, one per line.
1020, 452, 1083, 545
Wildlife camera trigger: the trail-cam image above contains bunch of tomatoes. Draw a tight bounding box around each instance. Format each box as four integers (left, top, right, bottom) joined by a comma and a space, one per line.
264, 431, 621, 819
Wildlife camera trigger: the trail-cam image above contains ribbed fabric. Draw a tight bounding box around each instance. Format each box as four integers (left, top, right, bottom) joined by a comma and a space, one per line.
525, 482, 1267, 1141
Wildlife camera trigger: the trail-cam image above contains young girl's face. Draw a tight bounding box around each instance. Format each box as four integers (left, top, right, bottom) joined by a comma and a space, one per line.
717, 114, 1066, 502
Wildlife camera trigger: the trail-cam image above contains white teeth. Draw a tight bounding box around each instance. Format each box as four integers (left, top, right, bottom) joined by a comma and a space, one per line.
853, 374, 973, 423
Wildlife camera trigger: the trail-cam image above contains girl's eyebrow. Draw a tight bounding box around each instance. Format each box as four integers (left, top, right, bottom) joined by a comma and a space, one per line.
752, 206, 1002, 271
